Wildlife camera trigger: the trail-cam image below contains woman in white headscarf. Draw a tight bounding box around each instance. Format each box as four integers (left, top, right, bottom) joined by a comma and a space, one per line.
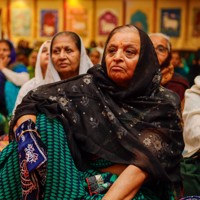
44, 31, 93, 83
14, 40, 51, 110
14, 32, 93, 110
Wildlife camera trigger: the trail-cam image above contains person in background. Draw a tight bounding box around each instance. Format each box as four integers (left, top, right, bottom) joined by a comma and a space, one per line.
0, 39, 29, 132
89, 47, 103, 65
1, 25, 184, 200
16, 39, 33, 68
149, 33, 190, 109
14, 41, 51, 110
171, 51, 190, 82
181, 75, 200, 196
27, 48, 38, 79
89, 40, 97, 49
96, 40, 104, 56
15, 50, 29, 67
85, 47, 90, 56
16, 39, 32, 56
97, 40, 105, 50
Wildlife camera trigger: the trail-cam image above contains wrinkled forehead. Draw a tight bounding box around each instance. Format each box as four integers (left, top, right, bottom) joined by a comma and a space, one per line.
117, 26, 139, 33
50, 34, 74, 56
51, 32, 81, 53
107, 26, 140, 48
52, 34, 72, 46
111, 26, 139, 40
150, 35, 168, 46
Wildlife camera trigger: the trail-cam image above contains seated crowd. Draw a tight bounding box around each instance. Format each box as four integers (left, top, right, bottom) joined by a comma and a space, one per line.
0, 24, 200, 199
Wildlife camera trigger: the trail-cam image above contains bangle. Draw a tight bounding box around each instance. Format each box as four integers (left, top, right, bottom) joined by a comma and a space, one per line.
15, 119, 37, 141
17, 129, 40, 142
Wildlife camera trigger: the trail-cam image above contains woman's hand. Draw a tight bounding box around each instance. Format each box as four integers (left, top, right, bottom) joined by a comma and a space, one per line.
160, 64, 174, 85
0, 56, 10, 70
103, 165, 148, 200
13, 115, 37, 132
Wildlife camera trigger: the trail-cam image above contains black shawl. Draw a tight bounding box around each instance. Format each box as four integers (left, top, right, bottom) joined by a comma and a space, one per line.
10, 26, 184, 185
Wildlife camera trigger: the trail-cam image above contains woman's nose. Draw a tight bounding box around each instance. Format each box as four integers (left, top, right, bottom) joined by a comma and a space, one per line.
60, 50, 67, 58
113, 49, 123, 61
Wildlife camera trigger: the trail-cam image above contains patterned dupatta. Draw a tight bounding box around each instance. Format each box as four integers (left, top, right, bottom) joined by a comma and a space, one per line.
15, 119, 47, 199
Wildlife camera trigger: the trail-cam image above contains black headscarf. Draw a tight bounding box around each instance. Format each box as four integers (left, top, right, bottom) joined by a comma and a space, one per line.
10, 25, 184, 185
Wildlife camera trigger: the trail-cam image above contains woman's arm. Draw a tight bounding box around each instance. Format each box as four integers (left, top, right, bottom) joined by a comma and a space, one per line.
13, 115, 36, 132
0, 57, 29, 86
1, 68, 29, 86
103, 165, 148, 200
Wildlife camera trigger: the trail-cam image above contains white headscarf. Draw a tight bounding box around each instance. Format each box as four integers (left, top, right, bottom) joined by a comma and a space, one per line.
45, 32, 93, 83
14, 40, 51, 111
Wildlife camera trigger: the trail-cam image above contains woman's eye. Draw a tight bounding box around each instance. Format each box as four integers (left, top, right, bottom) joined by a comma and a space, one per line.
2, 48, 9, 52
67, 49, 72, 53
126, 49, 135, 54
125, 49, 137, 56
53, 49, 60, 54
42, 49, 47, 53
107, 48, 116, 55
65, 49, 72, 53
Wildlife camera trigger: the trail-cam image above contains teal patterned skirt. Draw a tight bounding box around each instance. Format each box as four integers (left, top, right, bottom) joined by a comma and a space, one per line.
0, 114, 175, 200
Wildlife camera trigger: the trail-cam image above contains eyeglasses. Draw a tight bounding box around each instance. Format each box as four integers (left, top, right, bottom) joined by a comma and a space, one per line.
154, 45, 168, 55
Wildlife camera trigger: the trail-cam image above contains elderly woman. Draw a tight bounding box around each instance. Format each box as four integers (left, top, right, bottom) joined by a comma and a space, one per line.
44, 31, 93, 83
14, 31, 92, 112
149, 33, 189, 106
1, 25, 183, 200
89, 47, 103, 65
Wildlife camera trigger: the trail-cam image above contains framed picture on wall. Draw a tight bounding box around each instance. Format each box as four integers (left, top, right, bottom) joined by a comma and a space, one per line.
40, 9, 58, 37
130, 10, 148, 33
11, 8, 31, 36
98, 10, 118, 36
68, 9, 88, 36
160, 8, 181, 37
192, 8, 200, 37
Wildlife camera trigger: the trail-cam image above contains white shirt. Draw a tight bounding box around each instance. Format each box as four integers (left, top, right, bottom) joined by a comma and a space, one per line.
1, 68, 29, 86
182, 75, 200, 157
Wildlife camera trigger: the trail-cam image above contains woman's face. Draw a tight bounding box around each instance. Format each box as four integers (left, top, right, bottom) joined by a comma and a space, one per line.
149, 35, 169, 66
105, 29, 140, 88
171, 52, 181, 68
29, 51, 38, 67
51, 34, 80, 80
0, 42, 11, 59
40, 41, 50, 70
89, 50, 101, 65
